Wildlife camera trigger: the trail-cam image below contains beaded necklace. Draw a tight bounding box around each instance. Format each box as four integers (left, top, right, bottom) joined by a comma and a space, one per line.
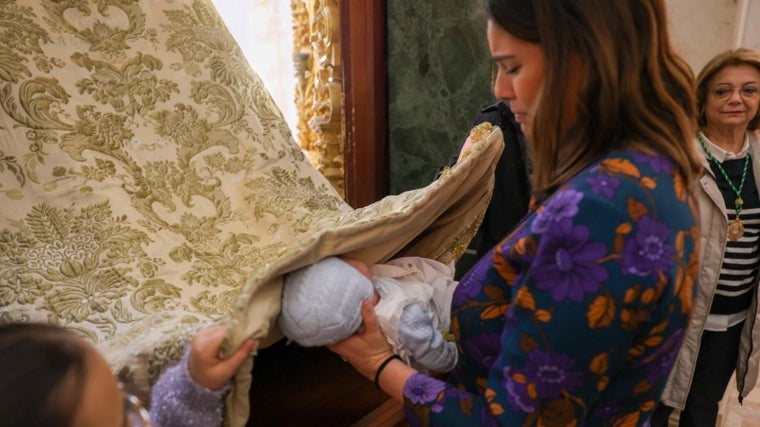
698, 132, 750, 241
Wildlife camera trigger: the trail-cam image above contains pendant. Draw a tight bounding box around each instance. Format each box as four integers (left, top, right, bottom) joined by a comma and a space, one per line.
728, 218, 745, 242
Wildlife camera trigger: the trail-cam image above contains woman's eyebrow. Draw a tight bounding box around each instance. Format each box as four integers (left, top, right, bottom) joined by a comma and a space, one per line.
713, 80, 760, 86
492, 54, 515, 62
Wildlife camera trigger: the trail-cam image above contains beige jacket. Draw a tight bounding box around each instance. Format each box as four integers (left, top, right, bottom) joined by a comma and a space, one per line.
660, 131, 760, 409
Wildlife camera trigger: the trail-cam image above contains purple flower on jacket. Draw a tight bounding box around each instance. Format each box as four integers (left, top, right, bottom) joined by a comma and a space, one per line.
503, 366, 538, 412
632, 151, 675, 174
646, 328, 685, 383
523, 349, 584, 399
587, 173, 621, 198
531, 188, 584, 233
453, 257, 489, 305
404, 373, 446, 405
619, 215, 675, 276
591, 401, 622, 419
462, 332, 501, 370
532, 219, 609, 302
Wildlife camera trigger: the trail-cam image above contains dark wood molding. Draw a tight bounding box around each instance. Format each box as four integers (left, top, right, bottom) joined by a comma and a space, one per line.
249, 340, 390, 426
341, 0, 388, 208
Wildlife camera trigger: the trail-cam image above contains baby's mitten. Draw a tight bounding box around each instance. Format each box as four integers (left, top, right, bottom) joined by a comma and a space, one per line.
398, 303, 457, 373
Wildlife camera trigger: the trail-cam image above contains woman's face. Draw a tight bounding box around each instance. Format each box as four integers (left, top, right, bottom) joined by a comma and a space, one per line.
487, 20, 545, 139
703, 63, 760, 132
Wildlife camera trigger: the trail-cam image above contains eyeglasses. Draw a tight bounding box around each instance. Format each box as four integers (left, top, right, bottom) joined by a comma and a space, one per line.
119, 383, 153, 427
709, 85, 759, 100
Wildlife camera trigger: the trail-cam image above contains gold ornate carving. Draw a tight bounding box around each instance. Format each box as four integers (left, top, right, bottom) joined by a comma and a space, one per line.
291, 0, 345, 196
292, 1, 317, 162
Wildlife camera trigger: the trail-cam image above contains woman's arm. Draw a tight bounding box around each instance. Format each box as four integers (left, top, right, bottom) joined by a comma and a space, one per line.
149, 325, 253, 427
329, 300, 417, 401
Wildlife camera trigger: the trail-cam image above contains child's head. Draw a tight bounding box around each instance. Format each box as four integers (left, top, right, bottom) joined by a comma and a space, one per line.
0, 322, 144, 427
279, 256, 374, 346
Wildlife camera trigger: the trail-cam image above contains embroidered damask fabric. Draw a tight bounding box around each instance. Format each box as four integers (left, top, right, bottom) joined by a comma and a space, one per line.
0, 1, 502, 425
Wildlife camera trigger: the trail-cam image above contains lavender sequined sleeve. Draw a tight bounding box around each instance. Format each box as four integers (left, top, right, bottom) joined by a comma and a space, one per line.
149, 348, 230, 427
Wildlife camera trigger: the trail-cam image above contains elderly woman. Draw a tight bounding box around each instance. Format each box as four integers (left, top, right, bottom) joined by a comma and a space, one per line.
653, 48, 760, 427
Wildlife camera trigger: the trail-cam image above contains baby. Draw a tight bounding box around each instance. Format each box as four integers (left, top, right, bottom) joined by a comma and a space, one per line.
278, 256, 458, 373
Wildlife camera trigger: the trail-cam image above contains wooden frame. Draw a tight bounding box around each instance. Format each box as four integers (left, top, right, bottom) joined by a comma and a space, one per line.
340, 0, 388, 208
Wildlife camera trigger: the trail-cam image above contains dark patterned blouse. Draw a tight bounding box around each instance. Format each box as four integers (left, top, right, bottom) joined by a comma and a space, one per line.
402, 150, 700, 426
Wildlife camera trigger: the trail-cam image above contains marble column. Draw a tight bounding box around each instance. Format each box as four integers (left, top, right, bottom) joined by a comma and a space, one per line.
387, 0, 493, 194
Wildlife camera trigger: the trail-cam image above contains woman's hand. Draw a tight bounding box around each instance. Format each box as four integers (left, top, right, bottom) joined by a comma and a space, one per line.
328, 299, 395, 381
188, 324, 255, 391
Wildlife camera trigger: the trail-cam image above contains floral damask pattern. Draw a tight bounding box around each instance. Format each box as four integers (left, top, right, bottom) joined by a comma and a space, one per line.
1, 2, 302, 308
0, 0, 335, 391
0, 1, 500, 424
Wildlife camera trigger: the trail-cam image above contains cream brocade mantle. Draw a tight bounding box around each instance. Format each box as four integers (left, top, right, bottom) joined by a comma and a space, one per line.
0, 1, 503, 425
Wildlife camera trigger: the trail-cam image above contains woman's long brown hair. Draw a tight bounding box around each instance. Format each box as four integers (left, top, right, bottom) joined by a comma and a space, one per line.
486, 0, 702, 199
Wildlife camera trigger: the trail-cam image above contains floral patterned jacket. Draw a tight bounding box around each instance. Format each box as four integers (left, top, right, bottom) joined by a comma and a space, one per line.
402, 150, 700, 426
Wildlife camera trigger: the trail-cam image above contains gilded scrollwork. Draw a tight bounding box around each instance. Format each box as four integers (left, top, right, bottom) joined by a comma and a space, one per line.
291, 0, 317, 160
291, 0, 345, 196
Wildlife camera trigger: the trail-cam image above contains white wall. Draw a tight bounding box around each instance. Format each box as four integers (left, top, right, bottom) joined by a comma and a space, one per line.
737, 0, 760, 52
667, 0, 739, 74
668, 0, 760, 75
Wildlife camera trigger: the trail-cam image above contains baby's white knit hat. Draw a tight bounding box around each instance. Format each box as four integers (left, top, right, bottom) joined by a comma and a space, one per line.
278, 256, 374, 346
